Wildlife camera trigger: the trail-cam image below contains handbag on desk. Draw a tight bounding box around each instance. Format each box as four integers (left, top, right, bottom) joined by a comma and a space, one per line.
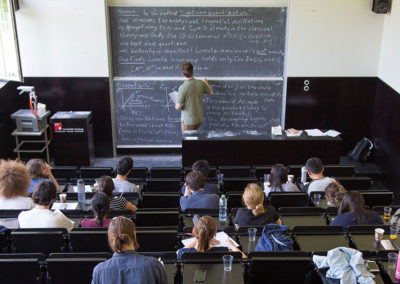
255, 224, 293, 252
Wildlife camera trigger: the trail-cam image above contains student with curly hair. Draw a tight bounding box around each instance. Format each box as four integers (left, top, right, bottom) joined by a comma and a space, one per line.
0, 160, 34, 228
325, 181, 346, 207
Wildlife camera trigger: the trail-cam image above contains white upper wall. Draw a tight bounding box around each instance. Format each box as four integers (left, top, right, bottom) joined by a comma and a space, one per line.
378, 0, 400, 93
14, 0, 388, 78
287, 0, 384, 76
15, 0, 108, 77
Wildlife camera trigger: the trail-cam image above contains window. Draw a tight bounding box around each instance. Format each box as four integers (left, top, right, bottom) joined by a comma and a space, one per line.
0, 0, 22, 82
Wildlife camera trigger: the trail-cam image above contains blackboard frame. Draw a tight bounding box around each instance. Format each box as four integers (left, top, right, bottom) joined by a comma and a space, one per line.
106, 3, 290, 149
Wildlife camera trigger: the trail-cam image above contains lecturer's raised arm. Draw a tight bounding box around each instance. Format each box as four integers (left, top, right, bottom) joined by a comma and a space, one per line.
203, 77, 214, 95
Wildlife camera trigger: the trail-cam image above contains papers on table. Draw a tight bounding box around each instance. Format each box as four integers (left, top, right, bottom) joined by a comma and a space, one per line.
285, 130, 303, 137
182, 231, 239, 248
52, 202, 79, 210
305, 129, 341, 137
168, 91, 179, 104
72, 185, 93, 193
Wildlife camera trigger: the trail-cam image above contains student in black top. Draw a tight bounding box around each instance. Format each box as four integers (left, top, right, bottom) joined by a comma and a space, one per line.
330, 191, 383, 228
235, 183, 281, 229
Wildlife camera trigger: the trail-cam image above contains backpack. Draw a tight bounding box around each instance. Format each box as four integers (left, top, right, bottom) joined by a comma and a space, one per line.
347, 138, 373, 162
255, 224, 293, 252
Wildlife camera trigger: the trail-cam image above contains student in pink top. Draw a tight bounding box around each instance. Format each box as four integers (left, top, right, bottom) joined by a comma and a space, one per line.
81, 192, 111, 228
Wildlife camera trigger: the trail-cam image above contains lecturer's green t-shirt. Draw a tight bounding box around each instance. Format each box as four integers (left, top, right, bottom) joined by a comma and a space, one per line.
177, 78, 211, 126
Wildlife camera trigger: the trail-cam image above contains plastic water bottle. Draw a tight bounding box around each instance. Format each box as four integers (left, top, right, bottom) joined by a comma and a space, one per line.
77, 179, 86, 204
301, 166, 308, 183
219, 194, 227, 222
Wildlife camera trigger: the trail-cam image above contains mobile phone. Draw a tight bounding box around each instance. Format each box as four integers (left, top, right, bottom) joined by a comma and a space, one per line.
194, 269, 207, 282
366, 260, 379, 273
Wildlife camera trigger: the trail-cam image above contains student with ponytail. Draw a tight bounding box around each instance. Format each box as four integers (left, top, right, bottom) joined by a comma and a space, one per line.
235, 183, 282, 228
81, 192, 111, 228
177, 216, 246, 259
92, 216, 168, 284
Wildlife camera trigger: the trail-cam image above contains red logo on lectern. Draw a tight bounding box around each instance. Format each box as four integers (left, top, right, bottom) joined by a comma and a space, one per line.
54, 123, 62, 131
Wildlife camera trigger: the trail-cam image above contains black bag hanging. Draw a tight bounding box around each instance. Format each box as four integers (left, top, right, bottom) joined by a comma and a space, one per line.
347, 138, 373, 162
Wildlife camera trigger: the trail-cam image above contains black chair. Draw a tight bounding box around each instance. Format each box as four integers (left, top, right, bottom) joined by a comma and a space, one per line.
150, 167, 182, 179
120, 192, 140, 204
0, 209, 25, 218
219, 166, 253, 177
181, 209, 231, 231
248, 254, 312, 284
287, 165, 304, 181
360, 191, 394, 207
346, 225, 392, 234
127, 167, 148, 179
65, 192, 95, 200
337, 177, 372, 191
373, 205, 400, 214
135, 210, 180, 227
69, 228, 110, 253
68, 178, 96, 187
292, 226, 344, 235
11, 228, 68, 255
46, 252, 110, 284
183, 166, 217, 177
0, 253, 45, 284
227, 191, 243, 208
0, 229, 10, 253
222, 177, 258, 192
324, 165, 355, 177
279, 207, 325, 215
182, 251, 242, 260
145, 178, 182, 192
141, 193, 180, 209
253, 166, 273, 179
268, 192, 309, 209
79, 167, 114, 178
52, 166, 79, 180
136, 227, 179, 252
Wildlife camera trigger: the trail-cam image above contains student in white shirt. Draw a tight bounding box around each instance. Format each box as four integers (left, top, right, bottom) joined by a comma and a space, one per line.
0, 160, 34, 229
112, 157, 139, 194
305, 157, 334, 194
18, 181, 74, 232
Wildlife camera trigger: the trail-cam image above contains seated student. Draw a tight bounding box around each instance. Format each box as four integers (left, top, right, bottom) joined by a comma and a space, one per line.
112, 157, 139, 194
304, 157, 334, 194
264, 164, 300, 196
330, 191, 383, 228
325, 181, 346, 207
181, 160, 218, 194
180, 171, 219, 212
26, 159, 60, 193
92, 216, 168, 284
81, 192, 111, 228
97, 176, 137, 213
0, 160, 34, 229
18, 181, 74, 232
235, 183, 281, 229
177, 215, 246, 259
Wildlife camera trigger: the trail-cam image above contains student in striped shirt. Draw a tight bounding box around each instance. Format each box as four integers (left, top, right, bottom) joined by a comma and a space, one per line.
96, 176, 137, 213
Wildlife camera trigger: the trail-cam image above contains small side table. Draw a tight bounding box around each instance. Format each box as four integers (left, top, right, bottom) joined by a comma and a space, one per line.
12, 125, 51, 164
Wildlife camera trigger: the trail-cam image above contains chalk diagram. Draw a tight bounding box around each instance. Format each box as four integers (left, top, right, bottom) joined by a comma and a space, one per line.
160, 83, 176, 113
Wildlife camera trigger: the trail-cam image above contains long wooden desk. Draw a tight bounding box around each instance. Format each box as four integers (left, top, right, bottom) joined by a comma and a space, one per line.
182, 131, 342, 166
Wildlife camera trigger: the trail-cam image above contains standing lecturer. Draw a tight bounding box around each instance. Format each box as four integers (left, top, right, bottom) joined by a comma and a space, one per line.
175, 62, 214, 131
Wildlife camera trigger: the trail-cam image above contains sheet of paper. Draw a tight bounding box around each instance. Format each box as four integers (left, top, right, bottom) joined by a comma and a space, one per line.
324, 130, 341, 137
168, 91, 179, 104
52, 202, 79, 210
72, 185, 92, 193
181, 231, 239, 247
305, 129, 325, 136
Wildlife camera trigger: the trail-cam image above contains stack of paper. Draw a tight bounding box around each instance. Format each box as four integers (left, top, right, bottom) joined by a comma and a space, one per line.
181, 231, 239, 247
52, 202, 79, 210
168, 91, 179, 104
72, 185, 93, 193
285, 130, 303, 137
305, 129, 341, 137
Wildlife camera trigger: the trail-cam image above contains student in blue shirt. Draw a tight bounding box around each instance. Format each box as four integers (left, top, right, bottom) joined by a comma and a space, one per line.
177, 215, 246, 259
181, 160, 219, 194
330, 191, 383, 228
180, 171, 220, 212
26, 159, 60, 193
92, 216, 169, 284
